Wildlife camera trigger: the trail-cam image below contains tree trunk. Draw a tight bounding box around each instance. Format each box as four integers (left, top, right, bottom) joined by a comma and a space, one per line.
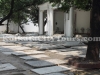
6, 19, 10, 33
19, 25, 25, 34
86, 0, 100, 61
0, 0, 14, 25
18, 24, 19, 33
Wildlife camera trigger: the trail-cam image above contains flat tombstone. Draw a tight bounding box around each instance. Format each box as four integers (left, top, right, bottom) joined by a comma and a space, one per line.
14, 47, 32, 50
2, 51, 23, 55
0, 48, 12, 52
71, 46, 87, 50
12, 51, 45, 56
31, 66, 71, 75
20, 54, 49, 60
11, 73, 25, 75
25, 60, 55, 68
25, 59, 66, 68
44, 73, 67, 75
0, 63, 16, 72
2, 46, 21, 48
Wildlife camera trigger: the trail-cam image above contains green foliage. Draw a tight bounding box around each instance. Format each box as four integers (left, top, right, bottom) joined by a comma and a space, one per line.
0, 0, 46, 25
48, 0, 92, 12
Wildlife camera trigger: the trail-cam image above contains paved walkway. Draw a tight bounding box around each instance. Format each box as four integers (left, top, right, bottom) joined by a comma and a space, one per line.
0, 41, 99, 75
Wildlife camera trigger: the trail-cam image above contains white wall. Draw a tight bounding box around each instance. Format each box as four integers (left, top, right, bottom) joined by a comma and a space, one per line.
9, 22, 22, 33
23, 22, 39, 32
0, 20, 7, 33
0, 25, 6, 32
76, 10, 90, 33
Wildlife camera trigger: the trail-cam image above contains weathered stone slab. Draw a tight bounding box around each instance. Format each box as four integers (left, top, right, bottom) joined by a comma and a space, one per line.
62, 41, 85, 47
0, 42, 15, 46
12, 51, 45, 56
2, 46, 22, 48
2, 51, 23, 55
44, 73, 67, 75
71, 46, 87, 50
0, 63, 16, 71
25, 60, 55, 68
14, 47, 32, 50
0, 48, 12, 52
20, 54, 49, 60
15, 41, 33, 44
25, 59, 66, 68
31, 66, 71, 75
11, 73, 25, 75
58, 48, 76, 52
23, 44, 33, 47
32, 44, 66, 50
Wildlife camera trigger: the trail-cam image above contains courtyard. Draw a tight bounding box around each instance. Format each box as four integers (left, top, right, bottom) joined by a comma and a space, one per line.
0, 34, 99, 75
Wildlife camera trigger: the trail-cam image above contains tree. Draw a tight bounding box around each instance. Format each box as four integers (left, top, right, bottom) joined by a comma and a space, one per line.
48, 0, 100, 61
0, 0, 46, 33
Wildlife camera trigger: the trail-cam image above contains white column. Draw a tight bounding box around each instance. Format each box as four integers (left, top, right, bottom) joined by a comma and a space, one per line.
64, 13, 69, 36
64, 7, 74, 37
39, 10, 44, 35
47, 9, 54, 36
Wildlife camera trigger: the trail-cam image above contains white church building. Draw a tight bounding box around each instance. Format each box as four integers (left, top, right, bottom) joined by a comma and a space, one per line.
38, 2, 90, 37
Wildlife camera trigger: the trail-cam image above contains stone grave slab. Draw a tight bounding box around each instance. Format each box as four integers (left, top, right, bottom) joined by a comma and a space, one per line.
15, 41, 33, 44
20, 54, 49, 60
32, 44, 66, 50
12, 51, 45, 56
2, 46, 22, 48
44, 73, 67, 75
58, 48, 76, 52
23, 44, 33, 47
2, 51, 24, 55
25, 59, 66, 68
0, 42, 15, 46
11, 73, 25, 75
62, 41, 85, 47
25, 60, 55, 68
38, 45, 66, 50
45, 59, 66, 65
31, 66, 71, 75
0, 63, 17, 72
71, 46, 87, 50
0, 48, 12, 52
14, 47, 32, 50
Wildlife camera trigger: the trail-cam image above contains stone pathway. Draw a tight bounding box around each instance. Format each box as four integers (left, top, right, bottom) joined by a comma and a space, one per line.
0, 41, 99, 75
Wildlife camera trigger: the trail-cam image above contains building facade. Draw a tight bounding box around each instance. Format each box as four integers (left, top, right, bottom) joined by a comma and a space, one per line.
38, 2, 90, 37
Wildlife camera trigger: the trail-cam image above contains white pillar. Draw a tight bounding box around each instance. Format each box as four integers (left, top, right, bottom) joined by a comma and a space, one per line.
39, 10, 44, 35
64, 13, 69, 36
47, 9, 54, 36
64, 7, 74, 37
